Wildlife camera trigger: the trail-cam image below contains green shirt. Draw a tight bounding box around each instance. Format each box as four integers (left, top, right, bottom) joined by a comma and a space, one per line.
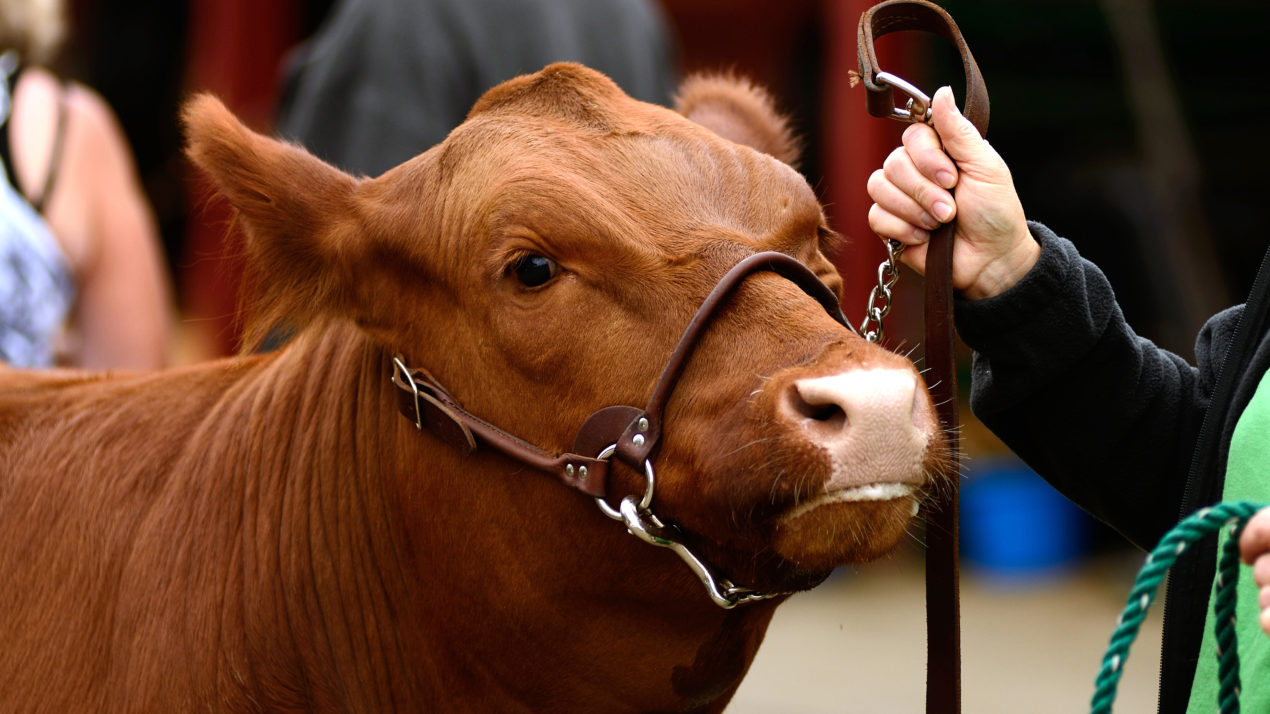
1187, 368, 1270, 712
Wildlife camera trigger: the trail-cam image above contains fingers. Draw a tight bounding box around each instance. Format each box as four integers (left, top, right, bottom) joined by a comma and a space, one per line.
867, 200, 928, 246
867, 195, 932, 278
1240, 508, 1270, 566
902, 120, 958, 191
1262, 594, 1270, 637
869, 158, 936, 221
1240, 509, 1270, 636
867, 139, 956, 244
929, 86, 986, 167
893, 132, 957, 224
1258, 558, 1270, 635
866, 204, 930, 277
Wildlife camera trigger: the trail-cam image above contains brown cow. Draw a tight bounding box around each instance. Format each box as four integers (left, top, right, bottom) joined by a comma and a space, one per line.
0, 64, 949, 712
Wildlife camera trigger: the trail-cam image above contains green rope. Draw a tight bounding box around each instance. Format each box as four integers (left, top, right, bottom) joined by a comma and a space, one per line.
1089, 501, 1265, 714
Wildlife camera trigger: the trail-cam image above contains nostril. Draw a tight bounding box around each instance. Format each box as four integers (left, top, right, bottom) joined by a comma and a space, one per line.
796, 399, 846, 426
786, 370, 922, 437
788, 381, 849, 430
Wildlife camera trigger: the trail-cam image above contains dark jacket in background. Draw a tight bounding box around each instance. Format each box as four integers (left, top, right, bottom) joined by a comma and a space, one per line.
276, 0, 678, 177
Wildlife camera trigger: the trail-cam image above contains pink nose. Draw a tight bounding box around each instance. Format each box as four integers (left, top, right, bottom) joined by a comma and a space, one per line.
786, 369, 922, 433
780, 369, 933, 485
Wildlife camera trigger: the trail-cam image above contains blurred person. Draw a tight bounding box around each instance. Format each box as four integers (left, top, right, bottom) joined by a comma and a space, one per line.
867, 87, 1270, 712
0, 0, 172, 368
276, 0, 677, 176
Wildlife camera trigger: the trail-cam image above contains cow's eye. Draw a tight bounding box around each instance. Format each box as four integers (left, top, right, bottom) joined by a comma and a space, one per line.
511, 253, 559, 287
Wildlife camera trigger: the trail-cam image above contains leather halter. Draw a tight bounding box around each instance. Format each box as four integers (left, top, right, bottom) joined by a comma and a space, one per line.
857, 2, 988, 713
392, 250, 850, 524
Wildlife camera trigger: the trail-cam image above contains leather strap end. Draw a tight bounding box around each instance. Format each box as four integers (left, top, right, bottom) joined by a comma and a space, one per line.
856, 0, 990, 137
393, 372, 478, 454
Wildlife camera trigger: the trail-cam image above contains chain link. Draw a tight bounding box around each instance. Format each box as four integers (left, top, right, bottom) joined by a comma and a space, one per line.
860, 239, 905, 343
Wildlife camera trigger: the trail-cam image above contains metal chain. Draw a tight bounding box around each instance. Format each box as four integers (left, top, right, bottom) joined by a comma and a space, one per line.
857, 69, 934, 344
860, 239, 906, 343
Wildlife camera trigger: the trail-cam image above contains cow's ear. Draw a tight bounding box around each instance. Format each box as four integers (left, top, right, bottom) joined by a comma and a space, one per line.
183, 93, 364, 349
675, 73, 801, 168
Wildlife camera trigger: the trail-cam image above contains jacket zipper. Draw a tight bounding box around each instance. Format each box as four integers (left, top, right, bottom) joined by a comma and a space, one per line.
1159, 245, 1270, 713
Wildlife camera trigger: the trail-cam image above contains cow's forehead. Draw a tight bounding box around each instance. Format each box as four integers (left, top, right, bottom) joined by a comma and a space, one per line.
439, 105, 823, 251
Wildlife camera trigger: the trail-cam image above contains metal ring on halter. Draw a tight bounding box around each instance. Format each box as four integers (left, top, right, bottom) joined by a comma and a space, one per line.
391, 356, 424, 430
593, 443, 655, 520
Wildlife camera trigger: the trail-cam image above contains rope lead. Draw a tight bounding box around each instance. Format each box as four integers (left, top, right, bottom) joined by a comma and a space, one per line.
1090, 500, 1265, 713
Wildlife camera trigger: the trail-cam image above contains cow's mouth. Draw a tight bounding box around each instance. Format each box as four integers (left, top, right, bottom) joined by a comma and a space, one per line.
779, 482, 918, 524
767, 481, 921, 574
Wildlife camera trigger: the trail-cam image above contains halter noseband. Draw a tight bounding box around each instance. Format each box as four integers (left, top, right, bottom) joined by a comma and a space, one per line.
391, 250, 852, 607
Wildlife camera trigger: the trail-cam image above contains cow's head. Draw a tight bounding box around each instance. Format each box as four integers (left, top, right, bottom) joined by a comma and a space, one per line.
185, 63, 949, 599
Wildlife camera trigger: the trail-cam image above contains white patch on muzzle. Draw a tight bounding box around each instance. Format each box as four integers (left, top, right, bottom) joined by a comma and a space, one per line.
786, 368, 935, 505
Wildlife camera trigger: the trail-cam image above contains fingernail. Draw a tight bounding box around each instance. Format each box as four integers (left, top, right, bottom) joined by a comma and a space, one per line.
936, 171, 956, 189
933, 201, 953, 222
920, 212, 938, 230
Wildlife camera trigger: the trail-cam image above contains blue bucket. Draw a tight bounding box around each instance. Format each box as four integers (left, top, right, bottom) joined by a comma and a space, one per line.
960, 460, 1089, 581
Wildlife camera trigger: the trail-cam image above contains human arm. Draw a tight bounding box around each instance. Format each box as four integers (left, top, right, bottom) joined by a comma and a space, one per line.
12, 69, 173, 369
60, 83, 172, 369
956, 226, 1224, 548
866, 86, 1222, 549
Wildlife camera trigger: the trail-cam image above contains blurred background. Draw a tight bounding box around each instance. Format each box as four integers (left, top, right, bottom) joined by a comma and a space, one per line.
45, 0, 1268, 709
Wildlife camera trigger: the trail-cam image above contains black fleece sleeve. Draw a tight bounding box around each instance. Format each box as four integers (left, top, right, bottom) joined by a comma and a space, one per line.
954, 223, 1229, 550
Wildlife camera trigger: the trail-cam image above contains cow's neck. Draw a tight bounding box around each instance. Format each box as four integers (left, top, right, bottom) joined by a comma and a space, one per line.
227, 322, 778, 712
202, 322, 417, 710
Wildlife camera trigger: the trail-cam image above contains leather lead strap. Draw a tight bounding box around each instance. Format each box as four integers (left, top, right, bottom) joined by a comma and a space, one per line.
856, 2, 989, 713
923, 224, 963, 714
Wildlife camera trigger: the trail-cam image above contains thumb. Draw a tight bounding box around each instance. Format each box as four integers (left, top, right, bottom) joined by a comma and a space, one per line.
929, 87, 989, 168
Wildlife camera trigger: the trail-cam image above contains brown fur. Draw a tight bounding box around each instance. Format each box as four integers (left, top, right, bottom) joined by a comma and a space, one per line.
0, 63, 948, 712
675, 72, 802, 168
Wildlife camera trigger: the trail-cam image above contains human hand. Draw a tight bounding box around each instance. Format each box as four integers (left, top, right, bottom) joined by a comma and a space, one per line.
866, 87, 1039, 300
1239, 506, 1270, 636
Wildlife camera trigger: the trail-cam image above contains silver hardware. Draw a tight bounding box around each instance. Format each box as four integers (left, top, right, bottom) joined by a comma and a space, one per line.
637, 417, 649, 431
392, 356, 425, 430
592, 443, 788, 608
578, 465, 589, 480
859, 238, 905, 343
874, 71, 933, 125
632, 434, 645, 447
617, 497, 789, 609
594, 443, 654, 518
565, 464, 575, 477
